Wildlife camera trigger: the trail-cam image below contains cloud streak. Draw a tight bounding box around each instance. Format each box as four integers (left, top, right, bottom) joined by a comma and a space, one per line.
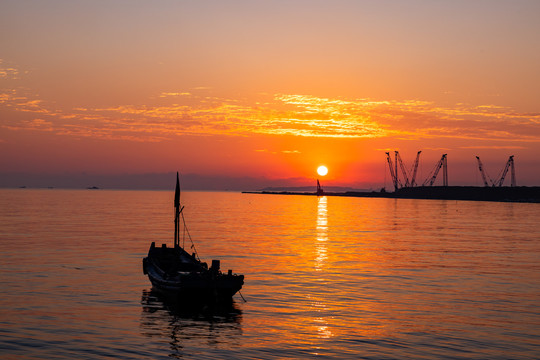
0, 59, 19, 79
2, 89, 540, 144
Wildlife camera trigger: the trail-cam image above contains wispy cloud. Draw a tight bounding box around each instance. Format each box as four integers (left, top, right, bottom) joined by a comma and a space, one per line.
0, 59, 19, 79
2, 89, 540, 144
0, 90, 55, 115
158, 92, 192, 98
460, 145, 527, 150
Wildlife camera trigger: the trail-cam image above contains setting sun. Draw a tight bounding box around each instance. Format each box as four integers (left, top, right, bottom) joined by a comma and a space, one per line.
317, 166, 328, 177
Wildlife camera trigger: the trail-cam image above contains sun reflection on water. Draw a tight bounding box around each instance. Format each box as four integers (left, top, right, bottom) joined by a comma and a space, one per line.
313, 196, 335, 339
315, 196, 328, 272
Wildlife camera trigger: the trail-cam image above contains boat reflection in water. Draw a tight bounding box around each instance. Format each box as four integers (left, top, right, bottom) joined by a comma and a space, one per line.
140, 289, 243, 357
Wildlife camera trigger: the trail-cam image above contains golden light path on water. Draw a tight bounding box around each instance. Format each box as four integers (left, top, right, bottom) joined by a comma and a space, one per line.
1, 189, 540, 359
316, 196, 328, 272
315, 196, 332, 341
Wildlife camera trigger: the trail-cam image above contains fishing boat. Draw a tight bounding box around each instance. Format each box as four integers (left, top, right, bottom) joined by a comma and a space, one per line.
142, 172, 244, 301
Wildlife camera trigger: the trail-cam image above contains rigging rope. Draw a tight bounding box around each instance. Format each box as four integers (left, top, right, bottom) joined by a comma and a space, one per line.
181, 211, 200, 261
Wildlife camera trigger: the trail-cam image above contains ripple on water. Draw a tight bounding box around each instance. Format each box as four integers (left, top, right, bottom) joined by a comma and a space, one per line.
0, 190, 539, 359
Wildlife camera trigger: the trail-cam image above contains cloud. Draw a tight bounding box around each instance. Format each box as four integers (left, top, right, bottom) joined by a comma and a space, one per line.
0, 89, 55, 116
254, 149, 301, 155
0, 59, 19, 79
158, 92, 192, 98
2, 89, 540, 144
254, 149, 276, 154
460, 145, 527, 150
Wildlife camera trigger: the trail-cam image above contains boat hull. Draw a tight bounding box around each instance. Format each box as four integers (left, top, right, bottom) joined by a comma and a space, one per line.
142, 244, 244, 301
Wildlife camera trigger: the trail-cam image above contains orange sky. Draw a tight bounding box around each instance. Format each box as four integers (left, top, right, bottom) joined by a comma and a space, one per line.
1, 1, 540, 188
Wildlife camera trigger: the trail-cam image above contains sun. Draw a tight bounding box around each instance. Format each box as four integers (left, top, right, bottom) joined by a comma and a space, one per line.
317, 165, 328, 177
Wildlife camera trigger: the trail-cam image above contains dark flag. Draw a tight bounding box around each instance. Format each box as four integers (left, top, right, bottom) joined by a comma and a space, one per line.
174, 171, 180, 210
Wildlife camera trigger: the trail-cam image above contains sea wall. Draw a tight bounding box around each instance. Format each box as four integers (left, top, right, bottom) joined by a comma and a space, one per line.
392, 186, 540, 203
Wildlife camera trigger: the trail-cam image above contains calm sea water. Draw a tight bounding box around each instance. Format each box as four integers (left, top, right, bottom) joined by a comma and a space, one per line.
1, 189, 539, 359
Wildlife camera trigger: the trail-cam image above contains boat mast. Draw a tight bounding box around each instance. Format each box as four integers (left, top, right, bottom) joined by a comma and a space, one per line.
174, 172, 180, 247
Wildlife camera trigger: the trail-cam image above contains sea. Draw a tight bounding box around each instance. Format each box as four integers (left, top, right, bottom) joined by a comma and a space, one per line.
1, 188, 539, 359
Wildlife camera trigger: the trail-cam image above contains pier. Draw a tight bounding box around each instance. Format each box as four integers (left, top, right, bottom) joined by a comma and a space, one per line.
244, 186, 540, 203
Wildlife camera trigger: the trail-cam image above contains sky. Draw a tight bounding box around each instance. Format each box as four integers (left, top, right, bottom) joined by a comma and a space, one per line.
1, 0, 540, 189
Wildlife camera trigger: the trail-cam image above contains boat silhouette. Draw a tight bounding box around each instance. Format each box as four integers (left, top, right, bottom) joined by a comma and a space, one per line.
142, 172, 244, 301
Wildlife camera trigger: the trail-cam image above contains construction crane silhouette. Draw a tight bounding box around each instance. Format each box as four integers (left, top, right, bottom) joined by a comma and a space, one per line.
495, 156, 516, 187
395, 151, 410, 188
475, 155, 516, 187
475, 156, 492, 187
386, 151, 422, 190
422, 154, 448, 186
410, 151, 422, 187
385, 152, 400, 191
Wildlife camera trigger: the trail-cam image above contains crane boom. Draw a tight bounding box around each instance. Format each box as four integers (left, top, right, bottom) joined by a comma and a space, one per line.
422, 154, 447, 186
510, 156, 516, 187
495, 155, 515, 187
395, 151, 410, 187
475, 156, 492, 187
410, 151, 421, 187
386, 152, 399, 191
443, 154, 448, 186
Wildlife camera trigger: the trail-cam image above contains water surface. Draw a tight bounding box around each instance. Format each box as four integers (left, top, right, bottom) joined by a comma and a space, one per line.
1, 189, 539, 359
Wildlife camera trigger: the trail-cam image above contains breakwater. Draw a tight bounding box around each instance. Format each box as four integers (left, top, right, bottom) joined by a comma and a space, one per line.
244, 186, 540, 203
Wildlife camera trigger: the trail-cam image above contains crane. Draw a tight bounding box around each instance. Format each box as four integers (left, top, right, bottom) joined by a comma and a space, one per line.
395, 151, 410, 187
386, 150, 422, 189
410, 151, 422, 187
475, 156, 492, 187
422, 154, 448, 186
493, 155, 516, 187
386, 152, 399, 191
